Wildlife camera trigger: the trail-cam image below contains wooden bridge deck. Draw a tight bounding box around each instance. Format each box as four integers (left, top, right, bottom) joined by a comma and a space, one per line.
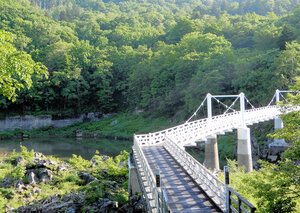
142, 146, 222, 213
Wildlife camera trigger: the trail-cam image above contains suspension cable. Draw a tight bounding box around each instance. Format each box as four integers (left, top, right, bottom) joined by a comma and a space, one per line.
280, 93, 288, 102
245, 96, 255, 109
267, 92, 277, 106
224, 96, 240, 114
212, 96, 236, 113
186, 95, 208, 123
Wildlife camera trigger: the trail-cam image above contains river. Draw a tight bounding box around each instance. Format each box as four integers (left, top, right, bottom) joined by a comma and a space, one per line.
0, 137, 132, 160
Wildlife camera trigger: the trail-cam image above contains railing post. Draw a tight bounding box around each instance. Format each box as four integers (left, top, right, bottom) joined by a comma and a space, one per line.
224, 166, 230, 213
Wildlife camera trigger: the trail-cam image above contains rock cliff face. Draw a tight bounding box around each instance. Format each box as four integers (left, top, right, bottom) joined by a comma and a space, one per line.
0, 112, 103, 131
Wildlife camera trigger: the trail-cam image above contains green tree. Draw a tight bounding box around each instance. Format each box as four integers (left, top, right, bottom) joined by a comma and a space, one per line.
165, 18, 197, 44
278, 25, 296, 50
274, 41, 300, 88
248, 79, 300, 212
0, 30, 47, 101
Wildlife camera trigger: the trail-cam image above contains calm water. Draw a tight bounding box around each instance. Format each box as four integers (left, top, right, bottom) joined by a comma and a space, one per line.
0, 137, 132, 160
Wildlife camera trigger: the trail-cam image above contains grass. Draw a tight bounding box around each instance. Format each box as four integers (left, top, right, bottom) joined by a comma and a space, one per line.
24, 113, 173, 139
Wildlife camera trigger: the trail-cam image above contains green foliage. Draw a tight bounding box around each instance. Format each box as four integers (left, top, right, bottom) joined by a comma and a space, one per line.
0, 30, 48, 101
0, 0, 298, 117
270, 77, 300, 160
247, 160, 299, 212
81, 182, 105, 204
113, 190, 129, 206
68, 154, 92, 170
20, 145, 35, 161
10, 164, 26, 180
26, 113, 172, 139
0, 146, 131, 211
224, 81, 300, 213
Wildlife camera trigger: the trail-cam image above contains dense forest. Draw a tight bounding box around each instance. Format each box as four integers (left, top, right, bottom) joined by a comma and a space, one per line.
0, 0, 299, 118
0, 0, 299, 212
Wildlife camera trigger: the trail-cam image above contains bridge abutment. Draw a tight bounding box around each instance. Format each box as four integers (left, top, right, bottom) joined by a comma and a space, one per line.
204, 135, 220, 171
237, 127, 253, 173
128, 155, 142, 196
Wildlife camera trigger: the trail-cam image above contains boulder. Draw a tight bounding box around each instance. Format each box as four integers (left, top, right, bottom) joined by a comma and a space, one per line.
78, 172, 96, 184
91, 158, 98, 167
0, 177, 13, 188
104, 181, 118, 191
129, 195, 145, 213
15, 156, 26, 165
14, 180, 26, 192
110, 120, 118, 125
39, 168, 53, 183
98, 198, 119, 213
27, 172, 38, 184
34, 152, 45, 158
32, 158, 57, 168
34, 188, 42, 194
57, 164, 68, 173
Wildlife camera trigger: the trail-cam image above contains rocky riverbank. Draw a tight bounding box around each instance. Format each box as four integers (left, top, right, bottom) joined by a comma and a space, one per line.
0, 146, 144, 212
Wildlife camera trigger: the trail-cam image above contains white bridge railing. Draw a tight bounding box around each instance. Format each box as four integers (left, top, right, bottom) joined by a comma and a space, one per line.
164, 135, 226, 211
135, 105, 280, 147
135, 105, 299, 148
133, 137, 170, 212
133, 137, 158, 212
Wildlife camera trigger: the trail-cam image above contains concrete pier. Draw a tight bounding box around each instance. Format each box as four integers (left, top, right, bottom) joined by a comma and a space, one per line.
237, 128, 253, 173
268, 117, 287, 161
204, 135, 219, 171
273, 117, 286, 144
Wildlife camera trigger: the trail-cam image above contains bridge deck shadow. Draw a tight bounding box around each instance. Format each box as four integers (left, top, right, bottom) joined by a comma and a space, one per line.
142, 146, 222, 213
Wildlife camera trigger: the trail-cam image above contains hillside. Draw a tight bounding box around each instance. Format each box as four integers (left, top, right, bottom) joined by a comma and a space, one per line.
0, 0, 299, 119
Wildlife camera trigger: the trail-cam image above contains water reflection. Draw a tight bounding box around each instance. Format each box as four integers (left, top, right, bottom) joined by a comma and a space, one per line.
0, 137, 132, 160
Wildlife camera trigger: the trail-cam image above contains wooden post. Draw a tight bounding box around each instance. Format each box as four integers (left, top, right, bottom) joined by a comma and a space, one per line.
224, 166, 230, 213
155, 170, 161, 213
156, 170, 161, 187
238, 198, 242, 213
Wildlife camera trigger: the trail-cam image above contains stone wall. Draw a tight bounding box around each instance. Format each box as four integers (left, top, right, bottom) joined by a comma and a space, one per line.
0, 113, 102, 131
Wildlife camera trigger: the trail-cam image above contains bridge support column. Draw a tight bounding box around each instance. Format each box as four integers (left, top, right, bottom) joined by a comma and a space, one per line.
204, 135, 219, 171
237, 128, 253, 173
268, 118, 287, 161
273, 118, 286, 144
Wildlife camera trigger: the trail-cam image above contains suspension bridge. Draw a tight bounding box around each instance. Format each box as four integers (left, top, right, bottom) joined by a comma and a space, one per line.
128, 90, 299, 213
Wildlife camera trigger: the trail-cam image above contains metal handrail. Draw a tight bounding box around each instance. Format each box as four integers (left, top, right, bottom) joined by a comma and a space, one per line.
228, 186, 256, 213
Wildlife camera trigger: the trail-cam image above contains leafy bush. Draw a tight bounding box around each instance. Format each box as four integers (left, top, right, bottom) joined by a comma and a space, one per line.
10, 164, 26, 180
113, 190, 128, 206
20, 146, 35, 161
81, 182, 105, 204
68, 154, 92, 170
